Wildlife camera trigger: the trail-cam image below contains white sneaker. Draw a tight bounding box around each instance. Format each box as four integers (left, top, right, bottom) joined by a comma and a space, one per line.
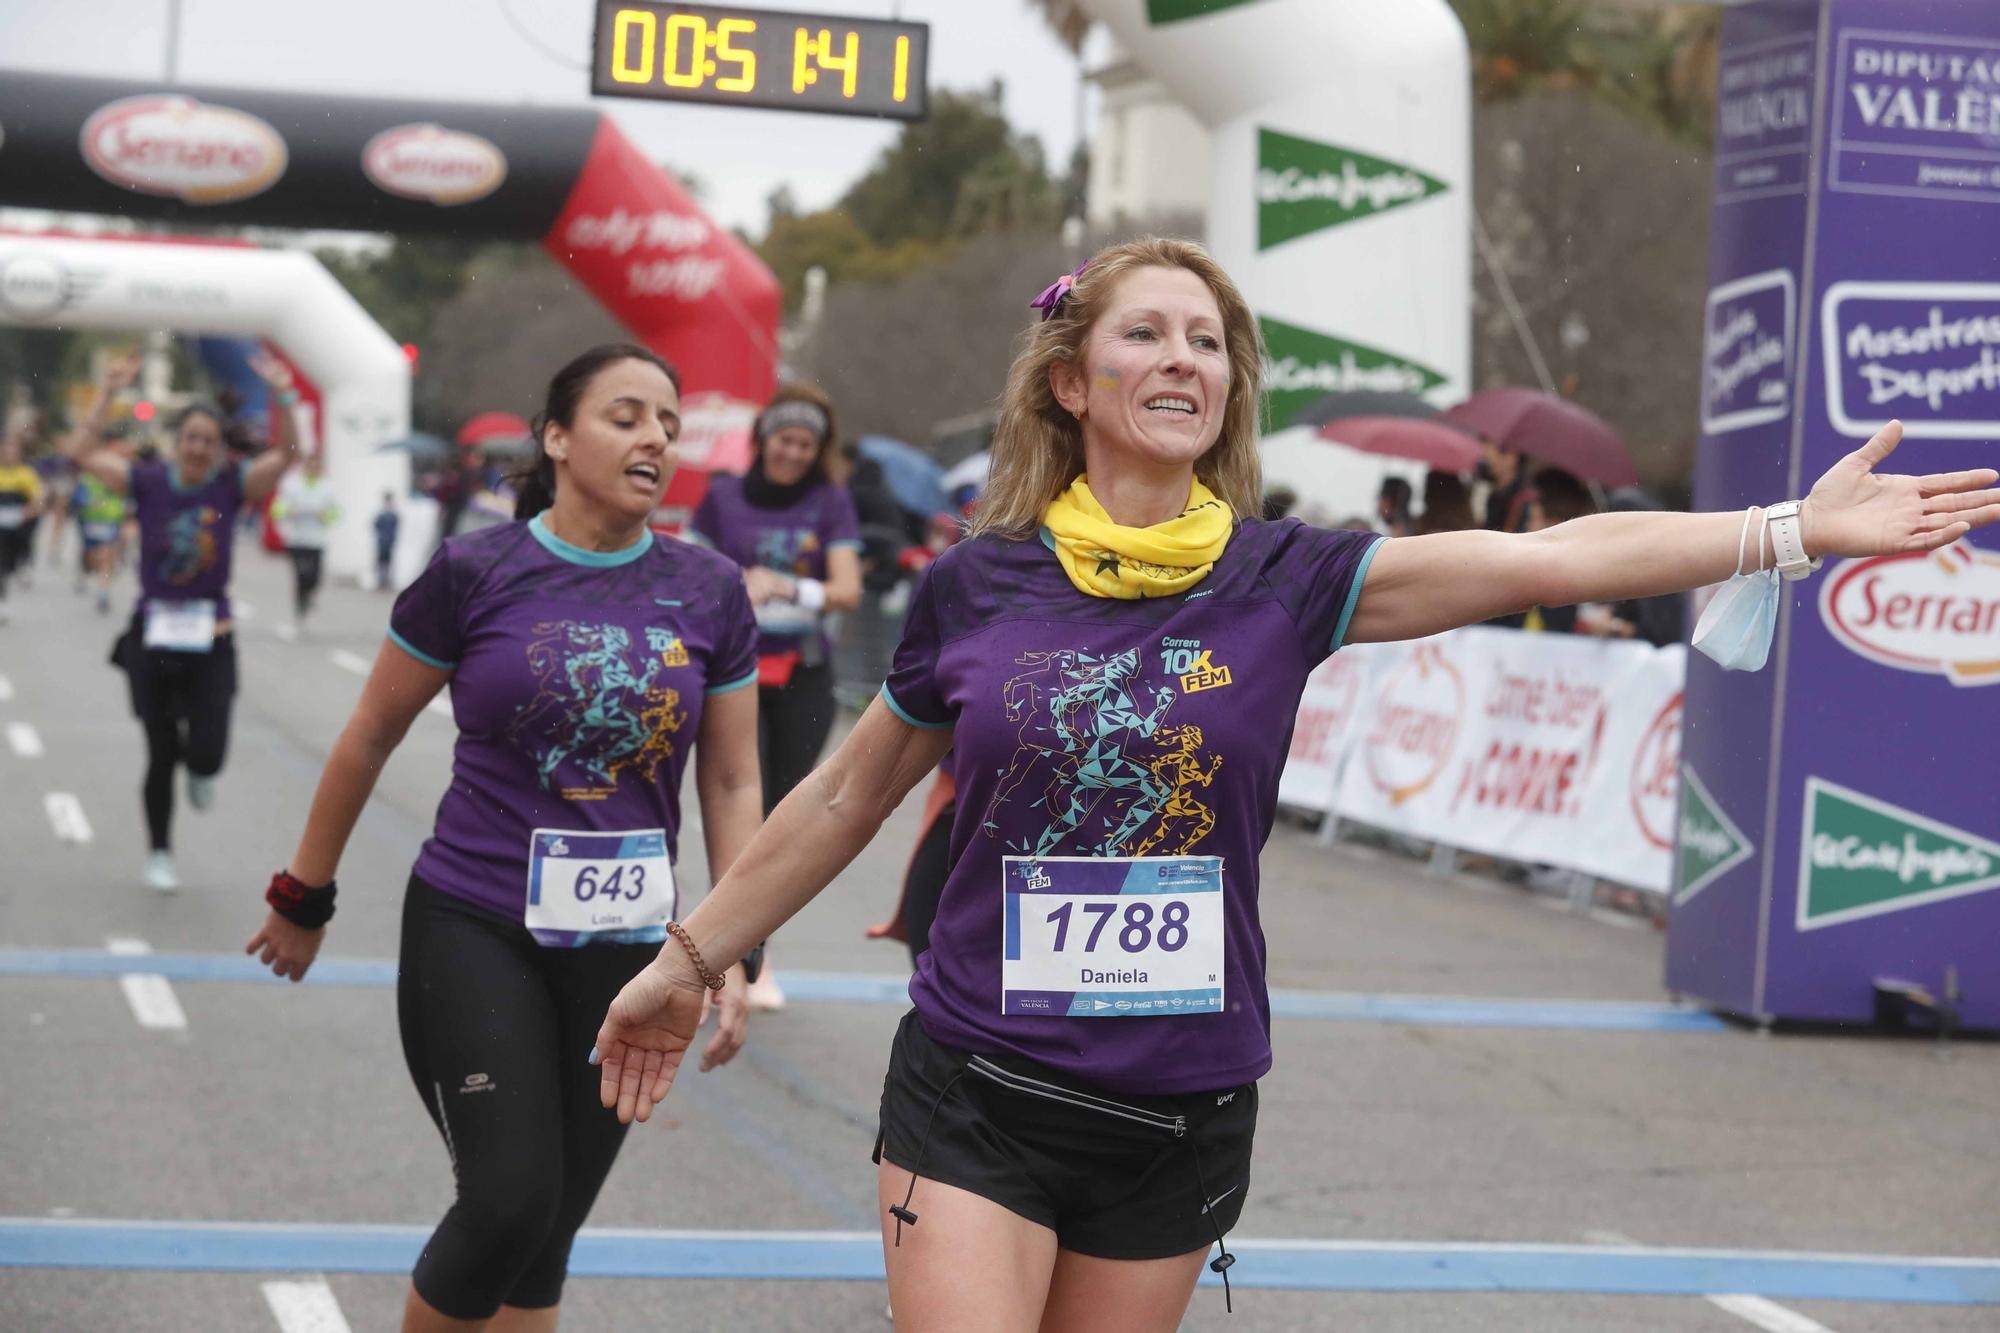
146, 852, 180, 894
747, 968, 787, 1012
187, 774, 216, 811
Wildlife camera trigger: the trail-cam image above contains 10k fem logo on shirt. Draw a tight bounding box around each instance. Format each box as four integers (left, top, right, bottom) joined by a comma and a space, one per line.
1159, 638, 1233, 693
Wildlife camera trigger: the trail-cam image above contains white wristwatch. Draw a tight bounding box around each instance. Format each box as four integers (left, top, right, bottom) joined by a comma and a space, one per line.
1764, 500, 1822, 582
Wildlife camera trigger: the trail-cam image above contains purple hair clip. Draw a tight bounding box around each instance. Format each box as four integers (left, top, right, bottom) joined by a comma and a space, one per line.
1029, 261, 1089, 322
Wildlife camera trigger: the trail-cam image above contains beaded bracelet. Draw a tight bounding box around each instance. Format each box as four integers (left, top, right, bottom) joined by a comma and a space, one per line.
664, 921, 726, 991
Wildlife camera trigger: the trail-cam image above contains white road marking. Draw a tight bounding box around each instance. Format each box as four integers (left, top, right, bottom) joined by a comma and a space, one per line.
332, 648, 451, 720
7, 722, 44, 758
1581, 1229, 1638, 1246
1708, 1294, 1839, 1333
0, 672, 13, 701
105, 938, 188, 1033
262, 1276, 353, 1333
272, 623, 298, 642
44, 793, 93, 844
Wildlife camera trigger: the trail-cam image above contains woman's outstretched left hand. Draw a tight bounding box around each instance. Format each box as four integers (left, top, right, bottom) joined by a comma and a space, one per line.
1805, 420, 2000, 559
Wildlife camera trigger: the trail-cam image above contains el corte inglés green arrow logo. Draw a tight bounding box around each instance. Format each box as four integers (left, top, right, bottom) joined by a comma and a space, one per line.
1675, 765, 1753, 906
1258, 128, 1449, 251
1148, 0, 1266, 23
1258, 315, 1449, 431
1797, 777, 2000, 931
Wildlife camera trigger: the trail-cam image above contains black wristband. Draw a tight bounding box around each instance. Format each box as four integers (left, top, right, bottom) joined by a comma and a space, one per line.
266, 869, 337, 930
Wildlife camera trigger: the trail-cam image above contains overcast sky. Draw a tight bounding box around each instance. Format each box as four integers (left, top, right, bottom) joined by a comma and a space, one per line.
6, 0, 1095, 235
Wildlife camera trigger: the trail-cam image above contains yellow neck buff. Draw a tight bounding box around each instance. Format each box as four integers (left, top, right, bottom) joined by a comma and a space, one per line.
1042, 475, 1232, 599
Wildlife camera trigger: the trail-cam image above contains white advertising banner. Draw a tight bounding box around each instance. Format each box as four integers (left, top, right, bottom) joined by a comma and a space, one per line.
1282, 628, 1686, 893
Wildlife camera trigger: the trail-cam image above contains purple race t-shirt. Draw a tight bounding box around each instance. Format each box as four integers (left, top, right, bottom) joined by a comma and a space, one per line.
688, 475, 861, 657
130, 459, 247, 620
390, 515, 759, 945
883, 518, 1384, 1094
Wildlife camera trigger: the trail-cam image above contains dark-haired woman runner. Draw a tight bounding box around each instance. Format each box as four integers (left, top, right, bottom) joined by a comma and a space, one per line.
246, 344, 764, 1332
687, 382, 861, 1008
63, 349, 300, 892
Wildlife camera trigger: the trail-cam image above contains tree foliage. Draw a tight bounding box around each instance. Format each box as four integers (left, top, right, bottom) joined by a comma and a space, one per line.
756, 89, 1064, 314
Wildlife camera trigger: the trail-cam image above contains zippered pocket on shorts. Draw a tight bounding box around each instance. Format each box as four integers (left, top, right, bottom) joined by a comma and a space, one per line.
965, 1055, 1188, 1137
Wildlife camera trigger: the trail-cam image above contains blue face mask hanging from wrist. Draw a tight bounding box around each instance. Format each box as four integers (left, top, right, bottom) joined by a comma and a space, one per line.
1691, 507, 1781, 672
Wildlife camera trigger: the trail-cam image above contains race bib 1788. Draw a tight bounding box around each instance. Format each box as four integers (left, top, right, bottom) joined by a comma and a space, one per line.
1001, 855, 1224, 1019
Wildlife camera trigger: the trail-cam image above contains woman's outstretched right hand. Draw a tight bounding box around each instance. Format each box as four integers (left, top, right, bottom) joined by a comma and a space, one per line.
593, 959, 711, 1124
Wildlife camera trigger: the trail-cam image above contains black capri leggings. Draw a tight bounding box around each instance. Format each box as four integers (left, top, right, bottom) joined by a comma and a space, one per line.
396, 876, 657, 1320
120, 629, 237, 852
757, 659, 835, 816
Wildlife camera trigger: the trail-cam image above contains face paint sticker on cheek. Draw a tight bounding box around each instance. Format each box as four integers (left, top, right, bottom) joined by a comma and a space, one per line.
1093, 367, 1123, 393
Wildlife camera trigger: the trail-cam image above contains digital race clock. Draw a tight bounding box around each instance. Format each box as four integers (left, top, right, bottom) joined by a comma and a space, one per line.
591, 2, 930, 121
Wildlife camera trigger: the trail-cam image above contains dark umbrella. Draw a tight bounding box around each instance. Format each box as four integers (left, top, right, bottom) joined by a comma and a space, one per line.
858, 435, 948, 517
1440, 388, 1638, 487
1289, 390, 1440, 430
1316, 416, 1482, 472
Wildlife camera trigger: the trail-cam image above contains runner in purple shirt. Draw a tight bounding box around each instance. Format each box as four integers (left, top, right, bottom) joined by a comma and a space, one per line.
62, 349, 300, 893
246, 344, 765, 1328
592, 238, 2000, 1330
688, 382, 861, 1008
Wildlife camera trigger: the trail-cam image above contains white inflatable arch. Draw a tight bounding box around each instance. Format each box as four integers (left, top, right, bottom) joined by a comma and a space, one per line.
0, 231, 410, 580
1076, 0, 1472, 421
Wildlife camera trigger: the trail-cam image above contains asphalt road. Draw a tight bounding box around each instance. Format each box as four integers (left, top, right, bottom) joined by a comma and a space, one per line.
1, 543, 1995, 1332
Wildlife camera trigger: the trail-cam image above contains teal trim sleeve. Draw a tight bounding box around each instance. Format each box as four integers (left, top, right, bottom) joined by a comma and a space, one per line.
387, 627, 456, 671
880, 684, 953, 730
528, 513, 653, 567
1330, 536, 1387, 654
705, 669, 758, 696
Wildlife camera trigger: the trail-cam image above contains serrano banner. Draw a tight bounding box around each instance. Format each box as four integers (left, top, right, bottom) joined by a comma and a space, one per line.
0, 71, 781, 532
1278, 628, 1687, 895
1670, 0, 2000, 1030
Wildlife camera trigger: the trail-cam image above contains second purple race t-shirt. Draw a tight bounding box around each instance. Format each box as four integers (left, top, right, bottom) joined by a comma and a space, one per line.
688, 474, 861, 658
390, 515, 759, 945
883, 518, 1383, 1094
129, 459, 247, 620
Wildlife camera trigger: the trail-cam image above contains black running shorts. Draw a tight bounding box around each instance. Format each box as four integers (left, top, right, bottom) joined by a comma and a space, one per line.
874, 1010, 1256, 1261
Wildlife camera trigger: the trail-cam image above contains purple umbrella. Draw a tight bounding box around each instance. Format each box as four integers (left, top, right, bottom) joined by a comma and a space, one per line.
1316, 416, 1482, 472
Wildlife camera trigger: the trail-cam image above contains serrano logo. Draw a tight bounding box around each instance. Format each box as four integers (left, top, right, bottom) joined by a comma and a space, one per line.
363, 124, 508, 206
1630, 692, 1683, 852
1362, 644, 1462, 806
80, 95, 287, 204
1819, 543, 2000, 686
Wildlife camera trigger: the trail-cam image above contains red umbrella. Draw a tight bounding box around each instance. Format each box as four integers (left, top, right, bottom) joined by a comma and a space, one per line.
457, 411, 532, 447
1315, 416, 1482, 472
1440, 388, 1638, 487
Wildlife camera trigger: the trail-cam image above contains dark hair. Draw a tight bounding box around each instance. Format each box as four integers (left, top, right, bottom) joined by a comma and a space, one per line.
1414, 470, 1476, 535
1529, 466, 1594, 527
751, 381, 839, 488
170, 402, 226, 437
512, 343, 681, 520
